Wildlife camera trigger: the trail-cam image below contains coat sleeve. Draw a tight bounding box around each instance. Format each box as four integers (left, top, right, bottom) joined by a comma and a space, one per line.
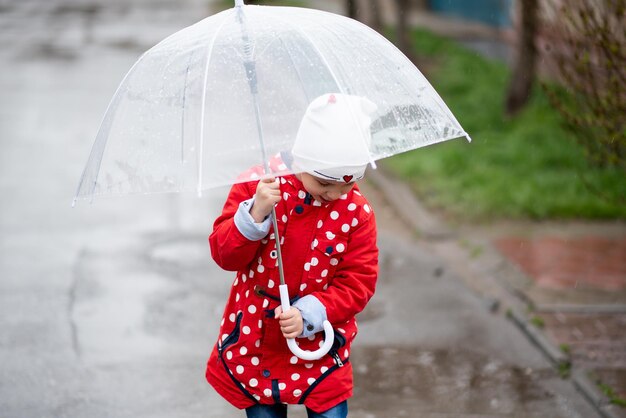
209, 181, 265, 271
311, 211, 378, 324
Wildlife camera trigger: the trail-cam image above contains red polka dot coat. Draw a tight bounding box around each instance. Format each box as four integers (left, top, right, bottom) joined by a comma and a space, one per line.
206, 165, 378, 413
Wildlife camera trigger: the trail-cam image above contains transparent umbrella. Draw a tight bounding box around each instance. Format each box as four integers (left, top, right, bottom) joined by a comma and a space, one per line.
74, 0, 470, 359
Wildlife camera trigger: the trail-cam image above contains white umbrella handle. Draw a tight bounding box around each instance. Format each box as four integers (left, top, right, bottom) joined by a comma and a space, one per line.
279, 284, 334, 361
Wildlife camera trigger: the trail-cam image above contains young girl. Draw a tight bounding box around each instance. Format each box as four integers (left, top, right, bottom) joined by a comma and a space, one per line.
206, 93, 379, 418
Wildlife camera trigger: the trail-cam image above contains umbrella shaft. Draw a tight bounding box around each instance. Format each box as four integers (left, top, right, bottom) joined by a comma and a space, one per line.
271, 207, 286, 286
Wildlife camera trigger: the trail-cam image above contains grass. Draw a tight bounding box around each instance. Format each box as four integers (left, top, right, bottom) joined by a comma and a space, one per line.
384, 29, 626, 221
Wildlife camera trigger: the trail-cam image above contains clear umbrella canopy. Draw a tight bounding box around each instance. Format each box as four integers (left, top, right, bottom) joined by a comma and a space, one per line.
74, 3, 469, 201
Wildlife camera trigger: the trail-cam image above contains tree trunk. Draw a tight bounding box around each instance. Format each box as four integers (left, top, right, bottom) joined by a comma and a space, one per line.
369, 0, 383, 34
395, 0, 415, 63
505, 0, 539, 116
346, 0, 358, 20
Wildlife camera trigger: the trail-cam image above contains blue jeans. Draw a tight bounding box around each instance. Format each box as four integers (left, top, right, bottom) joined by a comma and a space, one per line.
245, 401, 348, 418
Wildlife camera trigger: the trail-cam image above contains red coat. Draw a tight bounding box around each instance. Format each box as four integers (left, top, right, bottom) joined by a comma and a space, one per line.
205, 167, 378, 413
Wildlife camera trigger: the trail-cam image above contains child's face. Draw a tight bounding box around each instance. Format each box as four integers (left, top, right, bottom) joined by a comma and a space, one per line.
299, 173, 356, 204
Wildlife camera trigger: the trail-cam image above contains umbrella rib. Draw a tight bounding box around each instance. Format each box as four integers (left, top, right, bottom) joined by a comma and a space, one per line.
198, 10, 232, 197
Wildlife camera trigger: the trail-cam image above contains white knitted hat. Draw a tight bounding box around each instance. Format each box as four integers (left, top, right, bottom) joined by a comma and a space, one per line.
292, 93, 377, 183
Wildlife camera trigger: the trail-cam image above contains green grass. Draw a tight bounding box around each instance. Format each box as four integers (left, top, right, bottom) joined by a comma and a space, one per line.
384, 29, 626, 221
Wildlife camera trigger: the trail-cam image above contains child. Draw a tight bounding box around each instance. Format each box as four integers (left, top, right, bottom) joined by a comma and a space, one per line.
206, 93, 379, 418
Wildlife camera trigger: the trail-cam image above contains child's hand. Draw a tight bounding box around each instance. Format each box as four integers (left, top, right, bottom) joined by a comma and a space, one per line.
275, 306, 303, 339
250, 177, 281, 223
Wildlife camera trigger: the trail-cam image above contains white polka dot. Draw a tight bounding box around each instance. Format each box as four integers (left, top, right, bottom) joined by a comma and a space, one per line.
338, 328, 346, 334
321, 269, 328, 277
258, 320, 263, 328
330, 258, 339, 266
291, 373, 300, 381
290, 356, 298, 364
263, 299, 269, 308
364, 204, 371, 213
240, 346, 248, 355
282, 214, 288, 223
348, 203, 357, 211
236, 365, 244, 374
268, 279, 275, 289
229, 313, 235, 322
249, 270, 255, 278
242, 273, 248, 282
242, 326, 251, 335
336, 243, 345, 253
221, 318, 225, 326
253, 394, 260, 401
262, 239, 269, 244
344, 349, 349, 357
293, 389, 302, 397
307, 378, 316, 385
340, 194, 348, 200
226, 351, 233, 360
245, 290, 250, 298
304, 263, 311, 271
305, 363, 314, 369
317, 220, 323, 228
341, 224, 350, 233
248, 305, 257, 314
355, 191, 362, 196
236, 293, 240, 302
252, 357, 260, 366
249, 378, 258, 387
351, 218, 358, 227
258, 257, 263, 264
313, 200, 321, 207
257, 265, 265, 273
300, 283, 307, 292
311, 239, 318, 249
234, 278, 239, 286
316, 279, 323, 283
270, 233, 275, 239
278, 383, 286, 390
320, 366, 328, 373
283, 192, 289, 201
222, 333, 228, 342
330, 211, 339, 220
325, 231, 336, 240
323, 284, 328, 290
280, 178, 286, 185
264, 389, 272, 397
255, 339, 261, 348
310, 257, 319, 266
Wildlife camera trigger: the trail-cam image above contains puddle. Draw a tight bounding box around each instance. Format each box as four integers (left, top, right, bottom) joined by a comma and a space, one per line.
351, 345, 564, 416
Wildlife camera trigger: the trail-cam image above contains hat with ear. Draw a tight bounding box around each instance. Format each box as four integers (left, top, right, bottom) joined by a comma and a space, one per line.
292, 93, 377, 183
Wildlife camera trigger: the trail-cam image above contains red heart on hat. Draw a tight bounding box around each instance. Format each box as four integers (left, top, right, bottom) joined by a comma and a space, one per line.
343, 175, 353, 183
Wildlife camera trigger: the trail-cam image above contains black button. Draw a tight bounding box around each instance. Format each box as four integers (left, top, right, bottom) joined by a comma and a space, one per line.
263, 369, 271, 377
295, 205, 304, 214
307, 324, 314, 331
326, 246, 333, 254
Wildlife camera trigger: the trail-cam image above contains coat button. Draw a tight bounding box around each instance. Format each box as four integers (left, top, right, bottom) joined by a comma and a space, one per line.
307, 324, 314, 332
295, 205, 304, 214
263, 369, 271, 377
325, 246, 333, 254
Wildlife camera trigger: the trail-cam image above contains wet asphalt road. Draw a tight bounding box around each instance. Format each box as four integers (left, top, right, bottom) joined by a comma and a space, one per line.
0, 1, 600, 417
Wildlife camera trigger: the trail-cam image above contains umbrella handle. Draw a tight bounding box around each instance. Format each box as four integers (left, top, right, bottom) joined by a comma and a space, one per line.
279, 284, 334, 361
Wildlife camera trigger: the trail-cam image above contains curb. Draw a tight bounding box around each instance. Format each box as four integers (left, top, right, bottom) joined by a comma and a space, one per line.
506, 309, 570, 369
573, 370, 624, 418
